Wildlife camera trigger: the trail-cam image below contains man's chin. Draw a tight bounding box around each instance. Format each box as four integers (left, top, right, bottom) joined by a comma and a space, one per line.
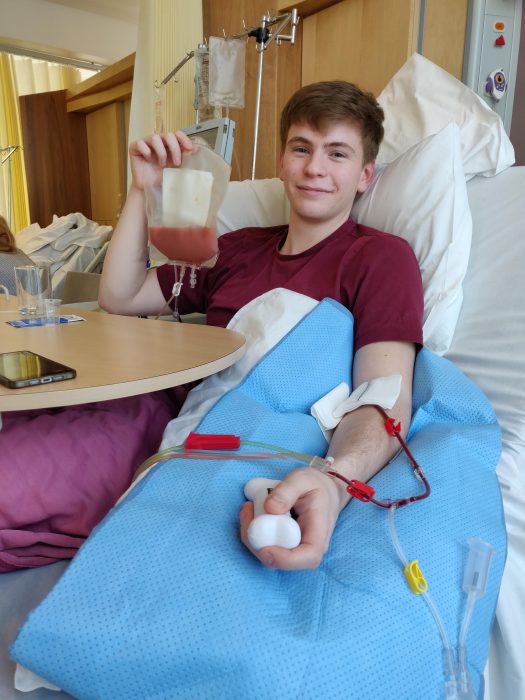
293, 205, 333, 223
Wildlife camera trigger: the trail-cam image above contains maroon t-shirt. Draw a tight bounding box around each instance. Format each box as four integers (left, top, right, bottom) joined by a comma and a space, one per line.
156, 219, 423, 352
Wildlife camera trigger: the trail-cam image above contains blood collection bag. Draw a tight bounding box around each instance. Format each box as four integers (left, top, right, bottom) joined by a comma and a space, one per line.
145, 145, 231, 288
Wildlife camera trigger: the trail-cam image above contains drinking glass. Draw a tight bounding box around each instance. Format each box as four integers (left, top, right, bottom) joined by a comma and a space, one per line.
14, 264, 52, 316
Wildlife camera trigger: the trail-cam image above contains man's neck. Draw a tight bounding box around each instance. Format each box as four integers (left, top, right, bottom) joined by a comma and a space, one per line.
280, 211, 350, 255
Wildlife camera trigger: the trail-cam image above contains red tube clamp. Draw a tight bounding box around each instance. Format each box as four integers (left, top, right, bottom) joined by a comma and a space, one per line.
184, 433, 241, 450
346, 480, 375, 501
385, 417, 401, 436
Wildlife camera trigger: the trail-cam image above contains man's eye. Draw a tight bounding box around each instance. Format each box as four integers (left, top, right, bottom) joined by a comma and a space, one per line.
331, 151, 347, 159
292, 146, 309, 154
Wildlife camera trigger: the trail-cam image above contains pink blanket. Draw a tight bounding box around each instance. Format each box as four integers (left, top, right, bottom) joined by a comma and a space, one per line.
0, 392, 175, 571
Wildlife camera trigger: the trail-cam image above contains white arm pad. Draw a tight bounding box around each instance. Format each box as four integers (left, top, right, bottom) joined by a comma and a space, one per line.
310, 375, 402, 439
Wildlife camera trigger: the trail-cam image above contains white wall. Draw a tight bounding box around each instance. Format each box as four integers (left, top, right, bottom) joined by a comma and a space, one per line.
1, 0, 138, 65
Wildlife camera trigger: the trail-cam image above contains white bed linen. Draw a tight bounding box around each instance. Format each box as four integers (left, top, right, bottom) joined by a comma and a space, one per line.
446, 166, 525, 700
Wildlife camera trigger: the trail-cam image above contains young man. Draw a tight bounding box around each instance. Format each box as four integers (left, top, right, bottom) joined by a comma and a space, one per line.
99, 81, 424, 571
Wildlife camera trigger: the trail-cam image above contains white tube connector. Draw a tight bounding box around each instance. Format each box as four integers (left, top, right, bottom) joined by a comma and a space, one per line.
244, 478, 301, 550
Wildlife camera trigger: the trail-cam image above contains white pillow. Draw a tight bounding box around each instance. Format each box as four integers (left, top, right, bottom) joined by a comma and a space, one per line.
217, 177, 289, 234
377, 53, 515, 180
218, 122, 471, 354
352, 122, 472, 354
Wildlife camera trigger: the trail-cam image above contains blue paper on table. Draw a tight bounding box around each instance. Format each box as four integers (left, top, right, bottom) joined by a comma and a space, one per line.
7, 315, 85, 327
11, 299, 506, 700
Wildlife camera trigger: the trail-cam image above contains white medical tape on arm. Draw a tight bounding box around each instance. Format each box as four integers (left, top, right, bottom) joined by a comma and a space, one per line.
310, 375, 402, 440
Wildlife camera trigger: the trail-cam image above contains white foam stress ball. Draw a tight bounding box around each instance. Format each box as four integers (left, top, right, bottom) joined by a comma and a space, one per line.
244, 477, 302, 550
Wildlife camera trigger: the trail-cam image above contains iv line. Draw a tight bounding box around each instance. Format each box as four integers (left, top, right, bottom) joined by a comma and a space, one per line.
131, 431, 493, 699
387, 506, 494, 700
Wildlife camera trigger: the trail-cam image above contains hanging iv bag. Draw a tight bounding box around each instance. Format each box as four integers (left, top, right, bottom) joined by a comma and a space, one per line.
208, 36, 246, 109
194, 44, 221, 123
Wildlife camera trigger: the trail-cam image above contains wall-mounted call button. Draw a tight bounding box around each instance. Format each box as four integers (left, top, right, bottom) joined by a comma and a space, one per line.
495, 35, 506, 46
485, 69, 507, 100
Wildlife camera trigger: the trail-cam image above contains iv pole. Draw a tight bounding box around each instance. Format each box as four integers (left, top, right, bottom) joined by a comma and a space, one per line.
1, 145, 20, 229
251, 10, 299, 180
228, 10, 299, 179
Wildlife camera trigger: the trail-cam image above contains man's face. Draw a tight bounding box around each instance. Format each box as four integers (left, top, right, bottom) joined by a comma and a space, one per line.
279, 121, 374, 230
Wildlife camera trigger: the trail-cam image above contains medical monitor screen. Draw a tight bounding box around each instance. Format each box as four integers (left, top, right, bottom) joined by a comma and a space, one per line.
182, 118, 235, 165
191, 127, 219, 150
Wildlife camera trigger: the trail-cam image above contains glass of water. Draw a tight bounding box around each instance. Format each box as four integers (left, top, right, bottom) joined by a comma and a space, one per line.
14, 264, 52, 316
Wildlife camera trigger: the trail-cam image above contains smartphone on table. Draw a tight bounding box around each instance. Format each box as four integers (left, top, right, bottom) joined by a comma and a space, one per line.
0, 350, 76, 389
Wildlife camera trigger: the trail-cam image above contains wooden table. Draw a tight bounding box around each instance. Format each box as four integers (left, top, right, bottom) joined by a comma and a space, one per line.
0, 298, 245, 411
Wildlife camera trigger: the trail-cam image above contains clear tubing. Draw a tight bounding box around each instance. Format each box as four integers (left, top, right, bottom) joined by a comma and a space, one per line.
154, 264, 187, 320
387, 504, 409, 566
456, 538, 494, 699
241, 439, 318, 464
387, 506, 458, 699
154, 451, 308, 463
134, 439, 323, 477
457, 609, 475, 696
457, 642, 476, 699
458, 595, 476, 650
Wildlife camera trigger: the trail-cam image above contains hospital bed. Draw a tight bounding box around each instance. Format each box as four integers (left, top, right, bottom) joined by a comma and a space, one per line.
1, 55, 524, 699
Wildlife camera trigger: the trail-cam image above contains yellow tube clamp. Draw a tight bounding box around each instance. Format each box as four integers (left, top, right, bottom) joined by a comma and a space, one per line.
404, 560, 428, 594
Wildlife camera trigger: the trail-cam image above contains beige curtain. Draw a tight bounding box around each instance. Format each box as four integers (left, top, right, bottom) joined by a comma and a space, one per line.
0, 53, 29, 233
13, 56, 89, 96
129, 0, 203, 185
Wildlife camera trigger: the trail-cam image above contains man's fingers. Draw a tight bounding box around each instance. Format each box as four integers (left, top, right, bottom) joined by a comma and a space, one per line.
174, 129, 196, 153
164, 131, 194, 167
264, 476, 307, 515
259, 543, 324, 570
129, 139, 152, 159
239, 489, 331, 570
149, 132, 169, 166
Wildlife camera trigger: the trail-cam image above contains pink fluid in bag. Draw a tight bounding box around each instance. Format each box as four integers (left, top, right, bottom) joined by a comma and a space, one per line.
149, 226, 218, 265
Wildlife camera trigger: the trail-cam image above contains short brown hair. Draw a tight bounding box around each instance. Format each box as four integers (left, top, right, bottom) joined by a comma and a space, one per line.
280, 80, 384, 164
0, 216, 16, 253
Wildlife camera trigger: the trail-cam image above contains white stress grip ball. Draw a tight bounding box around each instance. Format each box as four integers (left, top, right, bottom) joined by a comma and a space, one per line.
244, 478, 302, 550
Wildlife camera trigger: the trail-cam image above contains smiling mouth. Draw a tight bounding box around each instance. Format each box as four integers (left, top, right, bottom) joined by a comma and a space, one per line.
297, 185, 333, 194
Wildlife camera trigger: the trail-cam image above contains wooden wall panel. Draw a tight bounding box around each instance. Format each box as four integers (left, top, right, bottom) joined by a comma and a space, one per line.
421, 0, 468, 79
203, 0, 302, 180
86, 103, 127, 227
19, 90, 91, 227
68, 56, 133, 227
302, 1, 364, 84
302, 0, 419, 95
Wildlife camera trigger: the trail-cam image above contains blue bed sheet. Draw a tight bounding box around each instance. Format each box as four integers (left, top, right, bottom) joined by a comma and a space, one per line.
11, 299, 506, 699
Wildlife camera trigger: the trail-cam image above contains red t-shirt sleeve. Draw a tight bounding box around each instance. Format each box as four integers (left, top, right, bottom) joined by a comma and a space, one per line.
348, 232, 424, 351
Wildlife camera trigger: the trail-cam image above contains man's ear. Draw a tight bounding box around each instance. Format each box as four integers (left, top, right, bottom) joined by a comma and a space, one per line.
357, 161, 376, 193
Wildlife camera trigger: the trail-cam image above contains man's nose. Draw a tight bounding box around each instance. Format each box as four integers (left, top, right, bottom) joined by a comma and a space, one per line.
304, 151, 326, 176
